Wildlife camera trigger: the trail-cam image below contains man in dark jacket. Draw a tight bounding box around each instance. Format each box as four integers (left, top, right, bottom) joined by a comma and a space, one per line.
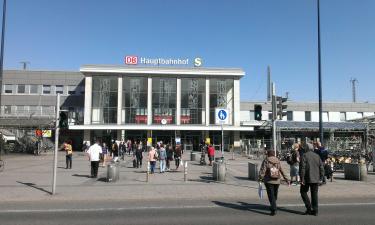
300, 142, 324, 216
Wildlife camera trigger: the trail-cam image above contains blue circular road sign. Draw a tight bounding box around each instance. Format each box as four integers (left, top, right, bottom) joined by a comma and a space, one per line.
218, 109, 227, 121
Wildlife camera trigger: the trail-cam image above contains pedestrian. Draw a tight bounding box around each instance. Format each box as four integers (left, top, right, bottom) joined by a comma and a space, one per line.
148, 146, 158, 174
166, 143, 174, 171
86, 139, 103, 178
207, 144, 215, 166
101, 142, 109, 167
287, 143, 300, 185
258, 149, 289, 216
300, 142, 324, 216
159, 144, 167, 173
64, 141, 73, 169
135, 141, 143, 168
174, 144, 182, 170
111, 140, 119, 158
119, 141, 126, 160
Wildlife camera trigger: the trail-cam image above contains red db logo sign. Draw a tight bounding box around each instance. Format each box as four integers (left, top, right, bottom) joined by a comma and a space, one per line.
125, 56, 138, 65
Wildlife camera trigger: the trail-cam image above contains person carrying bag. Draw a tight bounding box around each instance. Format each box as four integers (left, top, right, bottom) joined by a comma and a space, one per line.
259, 149, 289, 216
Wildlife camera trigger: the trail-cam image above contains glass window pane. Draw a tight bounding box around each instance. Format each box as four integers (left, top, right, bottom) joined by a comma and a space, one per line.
43, 85, 51, 94
30, 85, 38, 94
56, 85, 64, 94
17, 84, 26, 94
4, 84, 13, 94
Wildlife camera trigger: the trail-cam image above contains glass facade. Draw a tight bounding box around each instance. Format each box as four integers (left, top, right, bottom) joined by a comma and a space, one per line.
92, 76, 118, 124
122, 76, 148, 124
152, 77, 176, 124
181, 78, 205, 124
209, 79, 234, 124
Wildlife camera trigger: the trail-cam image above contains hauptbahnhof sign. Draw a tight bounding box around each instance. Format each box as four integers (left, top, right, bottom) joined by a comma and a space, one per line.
125, 55, 202, 67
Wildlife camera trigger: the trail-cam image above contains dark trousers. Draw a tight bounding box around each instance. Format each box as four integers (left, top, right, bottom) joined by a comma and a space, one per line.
66, 155, 72, 169
136, 156, 142, 168
265, 183, 280, 212
150, 161, 156, 173
300, 183, 319, 213
91, 161, 100, 178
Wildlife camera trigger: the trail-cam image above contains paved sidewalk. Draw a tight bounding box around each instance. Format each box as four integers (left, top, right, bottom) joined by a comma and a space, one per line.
0, 150, 374, 203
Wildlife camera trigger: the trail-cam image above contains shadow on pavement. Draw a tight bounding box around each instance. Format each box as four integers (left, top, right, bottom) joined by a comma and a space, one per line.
16, 181, 52, 195
212, 201, 269, 215
234, 176, 250, 181
72, 174, 91, 178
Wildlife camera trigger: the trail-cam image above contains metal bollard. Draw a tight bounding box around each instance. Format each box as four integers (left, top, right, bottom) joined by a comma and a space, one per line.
184, 161, 188, 182
146, 161, 150, 182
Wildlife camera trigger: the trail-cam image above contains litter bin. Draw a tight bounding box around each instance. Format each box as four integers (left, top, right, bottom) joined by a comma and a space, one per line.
344, 163, 367, 181
215, 157, 224, 163
107, 162, 120, 182
190, 152, 200, 161
248, 162, 259, 181
213, 161, 226, 181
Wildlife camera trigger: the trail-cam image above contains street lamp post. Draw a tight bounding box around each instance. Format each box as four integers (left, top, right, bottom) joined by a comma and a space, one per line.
317, 0, 324, 143
0, 0, 7, 111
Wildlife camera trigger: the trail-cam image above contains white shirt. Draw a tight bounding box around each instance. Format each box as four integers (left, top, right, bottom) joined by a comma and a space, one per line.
87, 143, 103, 161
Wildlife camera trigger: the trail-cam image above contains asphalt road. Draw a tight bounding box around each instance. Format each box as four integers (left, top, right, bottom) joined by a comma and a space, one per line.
1, 200, 375, 225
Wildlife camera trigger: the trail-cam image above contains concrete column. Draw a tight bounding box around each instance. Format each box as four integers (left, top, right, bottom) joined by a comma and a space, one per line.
233, 79, 240, 127
117, 130, 122, 141
205, 79, 210, 126
176, 78, 181, 125
83, 130, 90, 146
117, 76, 123, 125
147, 77, 152, 125
84, 76, 92, 125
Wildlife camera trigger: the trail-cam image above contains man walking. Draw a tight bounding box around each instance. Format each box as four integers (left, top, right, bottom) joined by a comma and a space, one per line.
300, 142, 324, 216
86, 140, 103, 178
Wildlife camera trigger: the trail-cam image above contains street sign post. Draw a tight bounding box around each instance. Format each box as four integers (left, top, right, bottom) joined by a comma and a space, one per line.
215, 108, 229, 157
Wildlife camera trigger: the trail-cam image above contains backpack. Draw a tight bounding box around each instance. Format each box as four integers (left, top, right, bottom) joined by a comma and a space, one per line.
267, 161, 280, 179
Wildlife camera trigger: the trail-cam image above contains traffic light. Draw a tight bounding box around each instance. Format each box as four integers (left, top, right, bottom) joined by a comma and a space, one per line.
276, 96, 288, 119
254, 104, 262, 121
59, 111, 68, 129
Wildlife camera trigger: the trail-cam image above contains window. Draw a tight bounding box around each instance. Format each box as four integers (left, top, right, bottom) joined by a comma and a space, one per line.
323, 111, 329, 122
29, 106, 39, 115
4, 105, 12, 114
340, 112, 346, 121
287, 111, 293, 121
30, 85, 38, 94
43, 85, 51, 94
358, 112, 363, 118
17, 84, 26, 94
17, 105, 27, 115
305, 111, 311, 121
55, 85, 64, 94
4, 84, 13, 94
68, 85, 76, 95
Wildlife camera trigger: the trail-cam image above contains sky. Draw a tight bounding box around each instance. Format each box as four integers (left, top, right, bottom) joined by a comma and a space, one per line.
2, 0, 375, 103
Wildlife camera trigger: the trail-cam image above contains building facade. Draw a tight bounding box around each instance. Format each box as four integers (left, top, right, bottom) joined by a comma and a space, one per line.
69, 65, 246, 149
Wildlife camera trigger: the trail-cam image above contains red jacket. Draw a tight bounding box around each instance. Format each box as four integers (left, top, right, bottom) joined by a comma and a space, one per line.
207, 146, 215, 157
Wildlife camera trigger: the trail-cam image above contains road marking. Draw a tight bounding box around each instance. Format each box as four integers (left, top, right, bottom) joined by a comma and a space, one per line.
1, 202, 375, 213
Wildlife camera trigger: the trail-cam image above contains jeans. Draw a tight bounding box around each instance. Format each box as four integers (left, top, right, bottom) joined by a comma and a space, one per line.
159, 159, 166, 172
150, 161, 156, 173
300, 183, 319, 213
90, 161, 100, 178
136, 156, 142, 168
66, 154, 72, 169
265, 183, 280, 212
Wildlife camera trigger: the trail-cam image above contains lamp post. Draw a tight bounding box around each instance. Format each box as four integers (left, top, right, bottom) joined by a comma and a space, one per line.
317, 0, 324, 143
0, 0, 7, 111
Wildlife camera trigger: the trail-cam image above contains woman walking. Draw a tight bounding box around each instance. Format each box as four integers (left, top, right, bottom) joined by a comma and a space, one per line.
259, 149, 289, 216
101, 142, 109, 167
148, 146, 158, 174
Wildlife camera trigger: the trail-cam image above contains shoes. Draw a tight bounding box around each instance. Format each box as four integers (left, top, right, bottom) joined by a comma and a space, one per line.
270, 211, 276, 216
311, 210, 318, 216
303, 210, 312, 215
